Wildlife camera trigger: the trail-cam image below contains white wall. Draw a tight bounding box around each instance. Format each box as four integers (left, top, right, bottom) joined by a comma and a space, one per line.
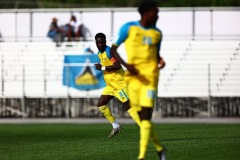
213, 11, 240, 35
195, 11, 211, 35
0, 13, 15, 37
0, 8, 239, 41
82, 11, 112, 38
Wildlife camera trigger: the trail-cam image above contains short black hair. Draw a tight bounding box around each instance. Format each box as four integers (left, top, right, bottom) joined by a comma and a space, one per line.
138, 0, 158, 15
95, 32, 106, 40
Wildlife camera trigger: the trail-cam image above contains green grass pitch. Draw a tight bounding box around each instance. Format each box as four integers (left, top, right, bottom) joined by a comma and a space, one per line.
0, 123, 239, 160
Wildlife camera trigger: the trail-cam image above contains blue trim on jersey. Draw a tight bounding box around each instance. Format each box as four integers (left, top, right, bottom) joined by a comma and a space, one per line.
115, 21, 138, 46
122, 89, 129, 100
114, 21, 162, 54
119, 89, 129, 100
155, 28, 162, 54
105, 46, 112, 59
97, 45, 112, 59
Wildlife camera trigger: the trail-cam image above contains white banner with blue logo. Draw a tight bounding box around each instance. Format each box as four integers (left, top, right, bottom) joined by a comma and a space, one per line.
63, 54, 106, 90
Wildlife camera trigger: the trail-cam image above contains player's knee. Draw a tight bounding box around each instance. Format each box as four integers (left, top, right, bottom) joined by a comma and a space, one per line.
141, 120, 152, 129
139, 107, 153, 120
122, 101, 130, 111
99, 105, 106, 111
97, 103, 102, 107
97, 100, 106, 107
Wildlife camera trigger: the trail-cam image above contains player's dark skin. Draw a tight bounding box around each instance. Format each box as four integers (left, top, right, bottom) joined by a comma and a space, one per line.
94, 37, 131, 111
111, 6, 166, 121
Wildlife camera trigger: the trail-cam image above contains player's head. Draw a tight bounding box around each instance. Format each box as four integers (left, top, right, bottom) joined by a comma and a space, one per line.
52, 17, 57, 23
138, 0, 159, 27
70, 15, 76, 22
95, 32, 106, 53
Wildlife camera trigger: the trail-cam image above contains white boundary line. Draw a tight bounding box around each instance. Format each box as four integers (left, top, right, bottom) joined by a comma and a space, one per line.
0, 118, 239, 124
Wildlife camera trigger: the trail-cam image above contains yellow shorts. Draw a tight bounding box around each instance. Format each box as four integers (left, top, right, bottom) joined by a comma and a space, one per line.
102, 85, 129, 103
126, 75, 158, 111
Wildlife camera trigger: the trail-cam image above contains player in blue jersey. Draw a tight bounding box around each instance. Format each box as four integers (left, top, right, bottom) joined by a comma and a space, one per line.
110, 0, 166, 159
94, 32, 141, 138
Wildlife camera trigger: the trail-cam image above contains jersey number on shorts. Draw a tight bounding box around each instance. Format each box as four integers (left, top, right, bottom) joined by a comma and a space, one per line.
147, 90, 156, 99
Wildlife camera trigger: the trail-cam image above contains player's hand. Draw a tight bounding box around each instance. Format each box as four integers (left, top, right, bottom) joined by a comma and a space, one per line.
159, 57, 166, 69
126, 64, 139, 75
94, 63, 102, 70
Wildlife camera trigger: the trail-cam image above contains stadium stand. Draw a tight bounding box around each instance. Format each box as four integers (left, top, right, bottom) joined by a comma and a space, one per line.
0, 40, 239, 117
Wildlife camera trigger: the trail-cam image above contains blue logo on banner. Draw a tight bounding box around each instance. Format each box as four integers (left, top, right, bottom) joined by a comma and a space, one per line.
63, 54, 106, 90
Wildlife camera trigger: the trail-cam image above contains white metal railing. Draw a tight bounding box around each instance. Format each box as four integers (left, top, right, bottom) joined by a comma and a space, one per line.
0, 41, 240, 98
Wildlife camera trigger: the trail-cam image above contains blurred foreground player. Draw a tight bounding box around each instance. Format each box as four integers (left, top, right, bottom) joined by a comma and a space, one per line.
110, 0, 166, 159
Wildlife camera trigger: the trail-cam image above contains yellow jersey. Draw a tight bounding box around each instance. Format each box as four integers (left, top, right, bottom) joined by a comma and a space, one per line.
97, 46, 126, 90
113, 21, 162, 77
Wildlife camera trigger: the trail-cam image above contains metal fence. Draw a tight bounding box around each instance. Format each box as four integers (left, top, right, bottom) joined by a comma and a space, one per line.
0, 97, 239, 118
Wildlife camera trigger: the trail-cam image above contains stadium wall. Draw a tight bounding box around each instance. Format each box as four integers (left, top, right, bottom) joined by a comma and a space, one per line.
0, 7, 240, 42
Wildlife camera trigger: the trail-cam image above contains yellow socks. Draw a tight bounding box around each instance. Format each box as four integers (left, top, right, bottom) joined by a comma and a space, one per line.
138, 120, 152, 159
99, 105, 115, 123
151, 128, 163, 152
127, 108, 141, 126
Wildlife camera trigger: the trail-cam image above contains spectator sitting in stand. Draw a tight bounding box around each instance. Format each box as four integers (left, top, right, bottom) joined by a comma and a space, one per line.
66, 15, 86, 41
47, 17, 66, 45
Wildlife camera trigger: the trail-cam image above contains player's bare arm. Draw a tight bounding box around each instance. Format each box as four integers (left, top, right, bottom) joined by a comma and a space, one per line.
159, 57, 166, 69
94, 57, 121, 71
94, 63, 102, 70
111, 45, 139, 75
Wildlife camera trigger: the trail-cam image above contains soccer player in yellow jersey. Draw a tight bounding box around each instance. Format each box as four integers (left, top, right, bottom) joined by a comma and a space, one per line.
94, 32, 141, 138
110, 0, 166, 159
